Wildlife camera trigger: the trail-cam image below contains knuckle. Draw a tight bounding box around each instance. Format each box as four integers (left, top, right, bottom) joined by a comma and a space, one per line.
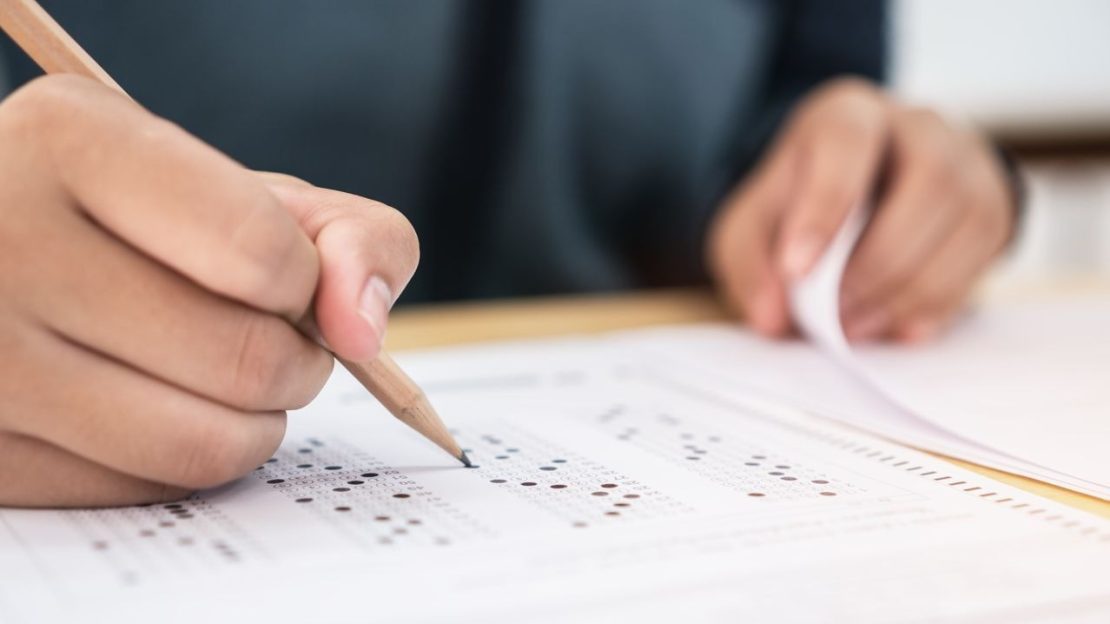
824, 113, 876, 144
817, 95, 885, 140
129, 114, 193, 157
804, 178, 854, 222
792, 78, 882, 133
817, 80, 885, 125
820, 77, 881, 104
172, 418, 256, 489
226, 197, 313, 305
914, 141, 957, 188
288, 348, 334, 410
901, 114, 957, 177
224, 312, 331, 411
1, 75, 80, 115
905, 106, 946, 129
0, 75, 85, 137
226, 313, 289, 410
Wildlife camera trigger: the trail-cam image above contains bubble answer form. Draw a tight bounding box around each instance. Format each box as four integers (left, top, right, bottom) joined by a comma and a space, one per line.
2, 330, 1110, 623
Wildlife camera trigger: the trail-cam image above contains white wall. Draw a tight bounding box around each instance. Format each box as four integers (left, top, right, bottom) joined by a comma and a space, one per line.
998, 162, 1110, 278
893, 0, 1110, 279
893, 0, 1110, 140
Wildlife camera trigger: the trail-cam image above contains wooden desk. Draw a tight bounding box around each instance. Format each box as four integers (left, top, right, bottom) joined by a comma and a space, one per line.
386, 286, 1110, 519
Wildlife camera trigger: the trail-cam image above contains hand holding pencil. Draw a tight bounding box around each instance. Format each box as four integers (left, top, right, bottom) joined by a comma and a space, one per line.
0, 0, 465, 508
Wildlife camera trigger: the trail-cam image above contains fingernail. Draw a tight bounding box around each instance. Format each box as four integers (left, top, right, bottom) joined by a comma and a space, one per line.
845, 309, 888, 341
781, 233, 822, 280
358, 275, 393, 343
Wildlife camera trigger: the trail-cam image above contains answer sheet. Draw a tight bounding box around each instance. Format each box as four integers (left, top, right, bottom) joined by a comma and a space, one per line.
2, 335, 1109, 623
787, 208, 1110, 498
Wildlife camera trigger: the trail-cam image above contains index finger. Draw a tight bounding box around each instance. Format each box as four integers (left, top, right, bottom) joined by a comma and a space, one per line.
777, 83, 888, 280
8, 75, 318, 319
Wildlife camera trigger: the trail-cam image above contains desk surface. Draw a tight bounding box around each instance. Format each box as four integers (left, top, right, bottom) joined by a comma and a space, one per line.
386, 286, 1110, 519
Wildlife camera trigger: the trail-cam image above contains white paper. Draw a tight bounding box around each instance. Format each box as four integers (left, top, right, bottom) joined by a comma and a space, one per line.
786, 210, 1110, 499
2, 338, 1109, 623
856, 298, 1110, 488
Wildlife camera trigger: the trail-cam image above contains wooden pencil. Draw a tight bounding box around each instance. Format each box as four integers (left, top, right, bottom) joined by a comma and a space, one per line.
0, 0, 470, 467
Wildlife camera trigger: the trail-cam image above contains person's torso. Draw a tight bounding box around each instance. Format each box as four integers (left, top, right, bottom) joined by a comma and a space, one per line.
3, 0, 787, 302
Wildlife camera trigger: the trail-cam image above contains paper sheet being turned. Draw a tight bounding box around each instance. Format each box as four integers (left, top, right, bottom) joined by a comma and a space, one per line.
787, 209, 1110, 499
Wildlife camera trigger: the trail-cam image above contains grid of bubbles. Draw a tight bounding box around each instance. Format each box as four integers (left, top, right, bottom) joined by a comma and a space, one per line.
594, 404, 873, 500
457, 422, 693, 528
255, 437, 495, 548
63, 496, 256, 587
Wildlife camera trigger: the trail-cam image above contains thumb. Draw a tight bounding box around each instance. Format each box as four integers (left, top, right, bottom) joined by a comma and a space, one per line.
262, 174, 420, 363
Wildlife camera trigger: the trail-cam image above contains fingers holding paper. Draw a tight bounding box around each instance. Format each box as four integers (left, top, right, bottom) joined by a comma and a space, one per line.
708, 77, 1016, 343
709, 78, 889, 338
841, 127, 1014, 342
773, 80, 888, 281
0, 75, 418, 507
706, 145, 793, 337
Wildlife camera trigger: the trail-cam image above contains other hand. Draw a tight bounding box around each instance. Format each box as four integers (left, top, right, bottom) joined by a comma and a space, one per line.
708, 78, 1015, 343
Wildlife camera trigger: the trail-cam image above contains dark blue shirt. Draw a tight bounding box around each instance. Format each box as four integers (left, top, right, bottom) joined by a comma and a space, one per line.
1, 1, 885, 303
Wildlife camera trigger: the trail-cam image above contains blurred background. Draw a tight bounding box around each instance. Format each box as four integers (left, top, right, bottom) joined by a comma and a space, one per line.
2, 1, 1106, 288
893, 0, 1110, 282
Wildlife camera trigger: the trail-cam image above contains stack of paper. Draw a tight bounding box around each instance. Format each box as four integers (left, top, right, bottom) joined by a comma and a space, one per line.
2, 328, 1109, 622
752, 211, 1109, 498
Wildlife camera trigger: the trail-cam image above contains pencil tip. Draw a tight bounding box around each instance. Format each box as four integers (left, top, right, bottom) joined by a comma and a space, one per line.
459, 451, 473, 468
